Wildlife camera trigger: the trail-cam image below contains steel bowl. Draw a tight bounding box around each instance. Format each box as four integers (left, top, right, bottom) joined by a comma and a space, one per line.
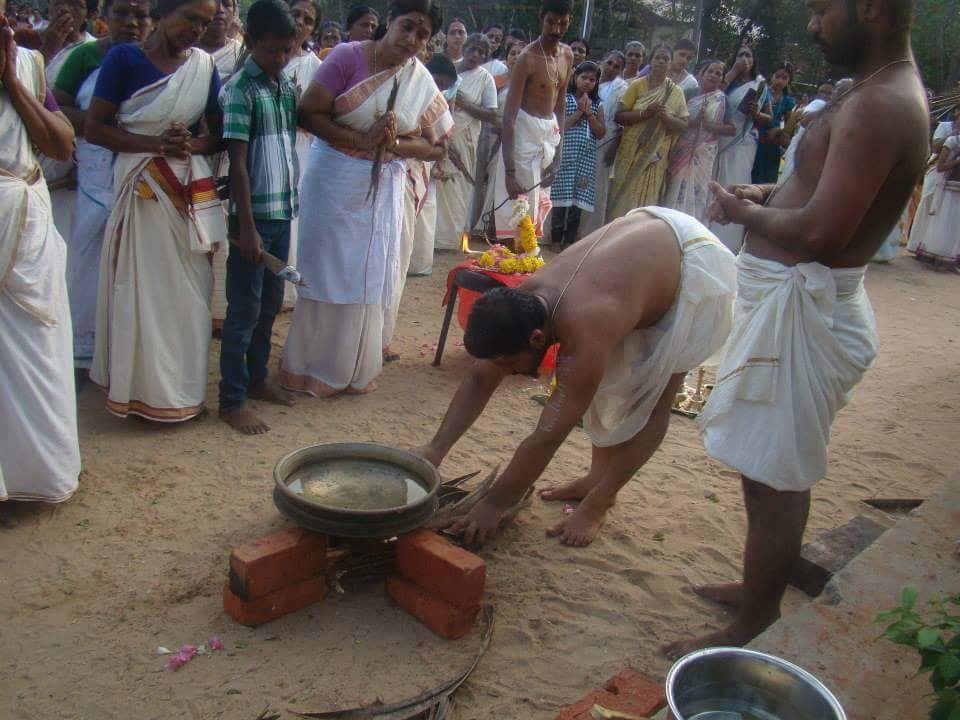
667, 647, 847, 720
273, 442, 440, 539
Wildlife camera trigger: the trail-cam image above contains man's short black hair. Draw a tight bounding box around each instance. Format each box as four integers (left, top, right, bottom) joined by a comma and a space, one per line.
464, 288, 547, 359
426, 52, 457, 82
675, 37, 696, 53
540, 0, 573, 17
246, 0, 297, 43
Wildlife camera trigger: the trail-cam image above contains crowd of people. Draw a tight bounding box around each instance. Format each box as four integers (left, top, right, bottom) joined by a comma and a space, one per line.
0, 0, 950, 659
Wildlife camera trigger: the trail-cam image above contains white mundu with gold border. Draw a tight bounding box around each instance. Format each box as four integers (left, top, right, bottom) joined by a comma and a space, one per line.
0, 47, 81, 502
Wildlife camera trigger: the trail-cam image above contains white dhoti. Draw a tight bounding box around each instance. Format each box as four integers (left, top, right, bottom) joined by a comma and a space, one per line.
584, 207, 738, 447
408, 175, 437, 276
384, 159, 430, 346
700, 252, 879, 492
0, 46, 81, 502
493, 109, 560, 240
68, 137, 114, 367
0, 173, 81, 502
67, 68, 113, 366
907, 137, 960, 264
280, 140, 403, 395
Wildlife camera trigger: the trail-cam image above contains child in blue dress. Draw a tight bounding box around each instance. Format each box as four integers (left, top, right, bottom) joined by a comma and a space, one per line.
550, 60, 606, 246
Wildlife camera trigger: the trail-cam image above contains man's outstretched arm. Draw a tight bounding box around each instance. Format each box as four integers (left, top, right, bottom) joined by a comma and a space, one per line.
414, 360, 508, 467
445, 347, 608, 545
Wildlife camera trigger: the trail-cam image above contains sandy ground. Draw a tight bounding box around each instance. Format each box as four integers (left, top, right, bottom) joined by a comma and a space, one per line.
1, 249, 959, 720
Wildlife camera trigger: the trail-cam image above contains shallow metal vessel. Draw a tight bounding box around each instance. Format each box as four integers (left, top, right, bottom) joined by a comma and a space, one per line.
273, 443, 440, 538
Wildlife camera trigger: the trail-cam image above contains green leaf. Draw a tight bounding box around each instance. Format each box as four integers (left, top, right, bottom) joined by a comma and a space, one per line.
938, 652, 960, 685
920, 628, 944, 649
930, 699, 952, 720
921, 649, 944, 673
902, 586, 919, 609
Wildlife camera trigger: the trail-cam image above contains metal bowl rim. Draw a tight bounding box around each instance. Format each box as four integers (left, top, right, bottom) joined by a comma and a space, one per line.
273, 442, 441, 517
666, 646, 847, 720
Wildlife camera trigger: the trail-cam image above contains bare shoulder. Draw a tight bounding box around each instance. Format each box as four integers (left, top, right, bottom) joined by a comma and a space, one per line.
839, 67, 928, 143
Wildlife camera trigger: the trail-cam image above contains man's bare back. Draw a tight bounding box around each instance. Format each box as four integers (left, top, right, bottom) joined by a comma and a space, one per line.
515, 41, 574, 119
745, 64, 928, 268
520, 212, 681, 345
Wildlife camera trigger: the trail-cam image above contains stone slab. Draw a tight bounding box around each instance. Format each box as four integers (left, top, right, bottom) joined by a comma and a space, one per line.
655, 476, 960, 720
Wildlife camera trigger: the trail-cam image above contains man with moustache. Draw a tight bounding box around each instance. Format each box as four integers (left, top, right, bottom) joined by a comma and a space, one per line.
663, 0, 929, 658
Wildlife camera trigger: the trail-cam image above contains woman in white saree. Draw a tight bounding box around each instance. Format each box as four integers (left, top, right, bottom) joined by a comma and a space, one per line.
52, 0, 153, 369
0, 37, 80, 503
40, 0, 97, 259
432, 33, 498, 250
281, 0, 323, 310
711, 46, 771, 252
280, 0, 453, 397
86, 0, 224, 422
663, 59, 735, 222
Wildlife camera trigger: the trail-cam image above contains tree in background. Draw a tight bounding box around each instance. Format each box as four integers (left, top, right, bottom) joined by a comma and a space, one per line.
246, 0, 957, 92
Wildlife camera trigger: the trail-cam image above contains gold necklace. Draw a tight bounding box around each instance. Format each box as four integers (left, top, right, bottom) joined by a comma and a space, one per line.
846, 58, 914, 96
539, 39, 559, 87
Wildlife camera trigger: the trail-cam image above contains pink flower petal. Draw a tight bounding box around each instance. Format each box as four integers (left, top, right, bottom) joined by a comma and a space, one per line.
165, 655, 186, 671
179, 645, 198, 660
208, 636, 223, 651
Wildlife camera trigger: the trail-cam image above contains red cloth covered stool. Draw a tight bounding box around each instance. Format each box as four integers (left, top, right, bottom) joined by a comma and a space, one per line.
435, 261, 558, 373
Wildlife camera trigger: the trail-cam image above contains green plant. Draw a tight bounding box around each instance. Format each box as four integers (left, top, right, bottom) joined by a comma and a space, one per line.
876, 586, 960, 720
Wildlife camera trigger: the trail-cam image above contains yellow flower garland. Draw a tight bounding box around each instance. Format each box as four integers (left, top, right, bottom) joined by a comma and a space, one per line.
472, 196, 545, 276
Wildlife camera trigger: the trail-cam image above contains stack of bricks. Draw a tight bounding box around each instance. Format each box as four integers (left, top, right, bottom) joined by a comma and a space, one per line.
223, 527, 329, 626
556, 668, 666, 720
387, 529, 486, 639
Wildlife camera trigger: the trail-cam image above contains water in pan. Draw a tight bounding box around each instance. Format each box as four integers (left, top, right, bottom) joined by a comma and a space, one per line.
285, 458, 429, 510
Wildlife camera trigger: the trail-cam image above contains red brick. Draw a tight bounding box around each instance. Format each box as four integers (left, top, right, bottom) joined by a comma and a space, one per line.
223, 576, 327, 627
555, 669, 666, 720
229, 527, 328, 600
555, 690, 607, 720
603, 668, 666, 716
395, 529, 485, 608
387, 575, 479, 639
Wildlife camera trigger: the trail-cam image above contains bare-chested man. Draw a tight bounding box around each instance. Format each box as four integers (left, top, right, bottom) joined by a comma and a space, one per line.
414, 207, 737, 547
663, 0, 929, 658
491, 0, 573, 242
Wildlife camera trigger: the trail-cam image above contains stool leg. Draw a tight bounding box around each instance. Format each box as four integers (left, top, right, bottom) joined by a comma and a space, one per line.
433, 282, 458, 367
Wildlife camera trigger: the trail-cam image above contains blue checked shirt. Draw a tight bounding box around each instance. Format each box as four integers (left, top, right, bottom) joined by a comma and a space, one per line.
219, 56, 299, 221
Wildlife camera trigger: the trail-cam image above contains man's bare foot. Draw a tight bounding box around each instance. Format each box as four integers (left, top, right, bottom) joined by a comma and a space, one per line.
344, 381, 377, 395
220, 406, 270, 435
660, 617, 776, 661
248, 383, 297, 406
546, 498, 612, 547
693, 583, 744, 609
383, 347, 400, 363
538, 473, 601, 502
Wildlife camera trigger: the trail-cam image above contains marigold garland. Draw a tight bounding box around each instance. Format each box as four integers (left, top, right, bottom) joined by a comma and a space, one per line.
474, 195, 544, 275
